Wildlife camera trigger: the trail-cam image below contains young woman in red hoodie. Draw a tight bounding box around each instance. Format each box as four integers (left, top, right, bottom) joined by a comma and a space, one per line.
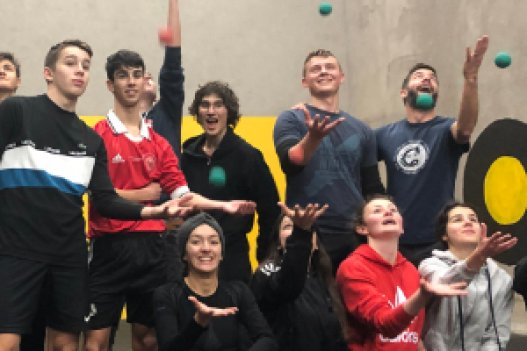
336, 195, 467, 351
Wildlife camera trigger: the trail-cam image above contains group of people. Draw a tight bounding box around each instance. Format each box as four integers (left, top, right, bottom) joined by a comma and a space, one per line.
0, 0, 524, 350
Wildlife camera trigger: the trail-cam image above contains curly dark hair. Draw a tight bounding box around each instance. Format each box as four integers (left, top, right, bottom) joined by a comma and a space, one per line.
188, 81, 241, 128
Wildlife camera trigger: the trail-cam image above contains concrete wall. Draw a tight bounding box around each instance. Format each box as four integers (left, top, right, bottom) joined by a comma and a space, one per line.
3, 0, 525, 118
2, 0, 527, 192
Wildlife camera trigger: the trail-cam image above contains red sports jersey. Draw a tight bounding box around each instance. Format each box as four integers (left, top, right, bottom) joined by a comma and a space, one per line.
336, 244, 425, 351
88, 111, 188, 237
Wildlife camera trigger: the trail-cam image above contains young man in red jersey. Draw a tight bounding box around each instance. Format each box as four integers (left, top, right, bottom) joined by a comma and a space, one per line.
85, 47, 255, 351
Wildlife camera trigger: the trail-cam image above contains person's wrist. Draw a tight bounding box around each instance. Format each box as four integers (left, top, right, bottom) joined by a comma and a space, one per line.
307, 131, 323, 141
463, 74, 478, 84
141, 206, 151, 219
419, 286, 432, 300
194, 313, 209, 327
296, 223, 311, 231
466, 251, 485, 272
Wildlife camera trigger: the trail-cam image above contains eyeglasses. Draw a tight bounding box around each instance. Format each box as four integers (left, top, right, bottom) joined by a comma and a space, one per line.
410, 71, 438, 83
199, 100, 225, 110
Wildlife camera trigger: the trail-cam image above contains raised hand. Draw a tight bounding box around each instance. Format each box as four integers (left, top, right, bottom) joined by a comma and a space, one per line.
463, 35, 489, 80
277, 202, 328, 231
475, 223, 517, 258
295, 104, 344, 140
188, 295, 238, 327
420, 278, 468, 297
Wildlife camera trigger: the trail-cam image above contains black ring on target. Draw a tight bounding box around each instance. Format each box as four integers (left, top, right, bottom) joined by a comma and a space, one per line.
463, 118, 527, 265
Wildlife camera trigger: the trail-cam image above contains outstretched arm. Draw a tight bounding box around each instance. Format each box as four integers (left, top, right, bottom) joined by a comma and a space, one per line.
252, 203, 327, 308
149, 0, 184, 156
140, 192, 195, 219
464, 223, 517, 272
451, 35, 489, 143
419, 223, 517, 285
166, 0, 181, 47
185, 192, 256, 215
288, 104, 344, 165
403, 279, 467, 316
188, 296, 238, 327
116, 182, 162, 202
337, 262, 466, 339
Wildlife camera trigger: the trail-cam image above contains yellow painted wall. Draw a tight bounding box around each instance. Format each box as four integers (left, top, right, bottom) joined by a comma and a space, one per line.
81, 116, 285, 269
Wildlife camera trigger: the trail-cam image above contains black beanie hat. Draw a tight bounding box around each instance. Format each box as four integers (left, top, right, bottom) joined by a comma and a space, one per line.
177, 212, 225, 259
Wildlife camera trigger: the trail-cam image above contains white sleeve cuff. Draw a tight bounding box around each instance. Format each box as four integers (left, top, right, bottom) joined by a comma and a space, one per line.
171, 185, 190, 199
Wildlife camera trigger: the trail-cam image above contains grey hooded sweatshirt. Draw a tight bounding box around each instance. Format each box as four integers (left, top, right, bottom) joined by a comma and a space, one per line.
418, 250, 513, 351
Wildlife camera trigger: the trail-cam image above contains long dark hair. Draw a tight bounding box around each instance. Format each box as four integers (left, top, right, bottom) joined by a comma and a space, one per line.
188, 81, 241, 128
262, 213, 351, 341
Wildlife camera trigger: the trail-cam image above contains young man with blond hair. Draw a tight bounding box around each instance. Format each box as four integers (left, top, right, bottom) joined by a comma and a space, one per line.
274, 49, 384, 271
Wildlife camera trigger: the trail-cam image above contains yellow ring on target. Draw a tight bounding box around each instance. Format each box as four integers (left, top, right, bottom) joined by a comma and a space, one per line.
484, 156, 527, 225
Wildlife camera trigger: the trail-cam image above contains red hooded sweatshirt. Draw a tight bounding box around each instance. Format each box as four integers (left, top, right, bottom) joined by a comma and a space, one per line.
336, 244, 424, 351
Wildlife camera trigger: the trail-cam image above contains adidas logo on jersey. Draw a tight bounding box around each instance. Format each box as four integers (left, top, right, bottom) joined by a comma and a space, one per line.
112, 153, 125, 163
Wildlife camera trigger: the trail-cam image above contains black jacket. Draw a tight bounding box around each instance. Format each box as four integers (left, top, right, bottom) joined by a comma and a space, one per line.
154, 280, 277, 351
251, 227, 347, 351
181, 128, 280, 283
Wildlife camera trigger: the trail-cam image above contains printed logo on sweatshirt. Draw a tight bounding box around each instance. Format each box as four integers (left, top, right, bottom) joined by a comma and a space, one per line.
387, 286, 407, 309
84, 303, 97, 323
394, 140, 429, 174
259, 262, 281, 277
379, 286, 419, 345
112, 153, 125, 164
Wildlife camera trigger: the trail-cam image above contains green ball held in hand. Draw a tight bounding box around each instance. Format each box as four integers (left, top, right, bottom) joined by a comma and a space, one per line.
209, 166, 226, 187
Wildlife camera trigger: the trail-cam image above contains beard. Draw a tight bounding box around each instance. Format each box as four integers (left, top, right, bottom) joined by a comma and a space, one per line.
406, 89, 438, 111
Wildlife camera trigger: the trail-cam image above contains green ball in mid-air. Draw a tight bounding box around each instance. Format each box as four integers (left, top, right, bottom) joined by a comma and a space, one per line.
415, 93, 434, 110
494, 52, 512, 69
209, 166, 226, 187
319, 2, 332, 15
